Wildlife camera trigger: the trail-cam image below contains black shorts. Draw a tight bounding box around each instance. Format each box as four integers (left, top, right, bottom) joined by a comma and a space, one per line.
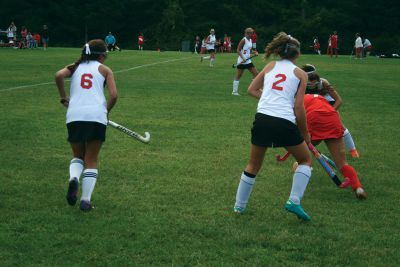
251, 113, 304, 148
67, 121, 106, 143
237, 62, 255, 70
207, 49, 215, 53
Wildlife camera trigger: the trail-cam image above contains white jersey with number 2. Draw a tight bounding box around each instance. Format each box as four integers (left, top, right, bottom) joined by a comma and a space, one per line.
66, 61, 107, 125
257, 60, 300, 124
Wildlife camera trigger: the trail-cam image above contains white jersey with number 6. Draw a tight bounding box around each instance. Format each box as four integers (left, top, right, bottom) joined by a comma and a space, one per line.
257, 60, 300, 124
66, 61, 107, 125
237, 37, 253, 65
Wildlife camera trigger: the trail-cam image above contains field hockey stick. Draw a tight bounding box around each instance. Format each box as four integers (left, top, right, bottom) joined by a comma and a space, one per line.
232, 54, 258, 68
276, 151, 291, 161
276, 150, 337, 170
108, 120, 150, 144
308, 143, 341, 186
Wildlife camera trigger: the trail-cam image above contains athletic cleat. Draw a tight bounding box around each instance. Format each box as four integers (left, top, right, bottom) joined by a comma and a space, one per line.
284, 199, 311, 221
350, 149, 359, 158
232, 92, 241, 96
340, 177, 352, 188
355, 187, 367, 200
233, 206, 245, 214
80, 200, 94, 212
66, 178, 79, 206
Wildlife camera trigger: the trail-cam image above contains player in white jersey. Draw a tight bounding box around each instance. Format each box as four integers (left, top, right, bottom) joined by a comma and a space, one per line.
200, 29, 216, 67
232, 28, 258, 95
302, 64, 359, 158
55, 39, 118, 211
233, 32, 313, 221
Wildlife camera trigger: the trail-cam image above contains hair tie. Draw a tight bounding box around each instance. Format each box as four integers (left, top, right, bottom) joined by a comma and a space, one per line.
85, 43, 91, 55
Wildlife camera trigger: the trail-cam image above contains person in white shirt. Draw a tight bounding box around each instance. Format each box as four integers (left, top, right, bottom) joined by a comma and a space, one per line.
363, 38, 372, 57
354, 33, 363, 59
200, 28, 217, 67
233, 32, 313, 221
232, 28, 258, 95
55, 39, 118, 211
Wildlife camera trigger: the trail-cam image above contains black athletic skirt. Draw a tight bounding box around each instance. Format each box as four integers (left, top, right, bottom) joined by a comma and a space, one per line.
251, 113, 304, 148
237, 62, 255, 70
67, 121, 106, 143
207, 49, 215, 53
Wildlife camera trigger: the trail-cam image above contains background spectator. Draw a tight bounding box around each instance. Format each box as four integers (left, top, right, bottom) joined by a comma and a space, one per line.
33, 33, 41, 47
19, 26, 27, 49
105, 32, 121, 51
41, 25, 49, 50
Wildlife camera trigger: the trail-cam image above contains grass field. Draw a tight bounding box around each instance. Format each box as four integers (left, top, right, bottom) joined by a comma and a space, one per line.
1, 48, 399, 266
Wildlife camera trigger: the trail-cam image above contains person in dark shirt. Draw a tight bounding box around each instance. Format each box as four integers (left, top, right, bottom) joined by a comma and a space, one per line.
42, 25, 49, 50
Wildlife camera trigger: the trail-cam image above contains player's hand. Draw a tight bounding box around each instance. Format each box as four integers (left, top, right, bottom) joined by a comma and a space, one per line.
254, 51, 259, 56
60, 98, 69, 108
304, 132, 311, 145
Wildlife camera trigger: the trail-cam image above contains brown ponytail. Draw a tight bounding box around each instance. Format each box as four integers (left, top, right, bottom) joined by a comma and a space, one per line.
264, 32, 300, 60
67, 39, 107, 73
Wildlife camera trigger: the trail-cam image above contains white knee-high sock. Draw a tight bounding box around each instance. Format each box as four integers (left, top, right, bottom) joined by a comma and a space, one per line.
81, 169, 98, 202
233, 80, 240, 93
289, 165, 312, 204
343, 128, 356, 151
69, 158, 84, 182
210, 58, 215, 66
235, 171, 256, 209
203, 56, 210, 60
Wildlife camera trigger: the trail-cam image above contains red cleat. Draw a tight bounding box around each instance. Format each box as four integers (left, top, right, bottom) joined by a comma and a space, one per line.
350, 149, 359, 158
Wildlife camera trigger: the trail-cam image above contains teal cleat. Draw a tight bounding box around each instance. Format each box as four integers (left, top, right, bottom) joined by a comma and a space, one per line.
233, 206, 245, 214
284, 199, 311, 221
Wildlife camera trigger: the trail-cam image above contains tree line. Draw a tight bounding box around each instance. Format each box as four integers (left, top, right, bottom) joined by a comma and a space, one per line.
1, 0, 399, 53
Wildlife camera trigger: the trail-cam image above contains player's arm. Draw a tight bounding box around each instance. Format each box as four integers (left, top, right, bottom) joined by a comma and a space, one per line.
99, 65, 118, 114
294, 68, 310, 144
323, 79, 342, 110
55, 66, 72, 107
247, 61, 275, 99
236, 39, 246, 62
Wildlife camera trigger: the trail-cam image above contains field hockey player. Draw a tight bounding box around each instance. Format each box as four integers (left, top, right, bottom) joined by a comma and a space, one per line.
232, 28, 258, 96
55, 39, 118, 211
302, 64, 360, 158
302, 94, 367, 199
233, 32, 313, 221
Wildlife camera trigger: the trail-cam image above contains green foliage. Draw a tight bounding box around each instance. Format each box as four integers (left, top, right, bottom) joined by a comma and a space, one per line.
0, 48, 400, 266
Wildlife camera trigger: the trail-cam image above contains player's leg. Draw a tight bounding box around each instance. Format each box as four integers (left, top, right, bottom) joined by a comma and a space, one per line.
80, 140, 102, 211
66, 143, 85, 205
232, 69, 244, 95
285, 142, 313, 221
343, 128, 359, 157
249, 66, 258, 78
234, 144, 267, 213
210, 51, 215, 67
325, 138, 366, 199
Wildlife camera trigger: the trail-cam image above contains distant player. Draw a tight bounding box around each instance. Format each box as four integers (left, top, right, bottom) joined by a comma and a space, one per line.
251, 29, 257, 50
138, 33, 144, 50
302, 64, 359, 158
223, 34, 230, 52
354, 33, 363, 59
232, 28, 258, 96
327, 35, 332, 56
55, 39, 118, 211
313, 36, 321, 55
200, 29, 216, 67
331, 31, 338, 57
233, 32, 313, 221
303, 94, 367, 199
194, 35, 201, 54
363, 38, 372, 57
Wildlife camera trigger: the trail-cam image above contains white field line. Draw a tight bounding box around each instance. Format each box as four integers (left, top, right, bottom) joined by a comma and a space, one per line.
0, 56, 192, 93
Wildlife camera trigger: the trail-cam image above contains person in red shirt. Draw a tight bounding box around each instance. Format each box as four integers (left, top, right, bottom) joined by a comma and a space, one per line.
33, 33, 41, 48
223, 34, 230, 52
303, 94, 366, 199
138, 33, 144, 50
327, 35, 332, 56
251, 29, 257, 50
330, 31, 338, 57
313, 36, 321, 55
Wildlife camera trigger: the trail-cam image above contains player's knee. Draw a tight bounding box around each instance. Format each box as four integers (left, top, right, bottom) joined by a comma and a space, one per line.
297, 153, 312, 166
